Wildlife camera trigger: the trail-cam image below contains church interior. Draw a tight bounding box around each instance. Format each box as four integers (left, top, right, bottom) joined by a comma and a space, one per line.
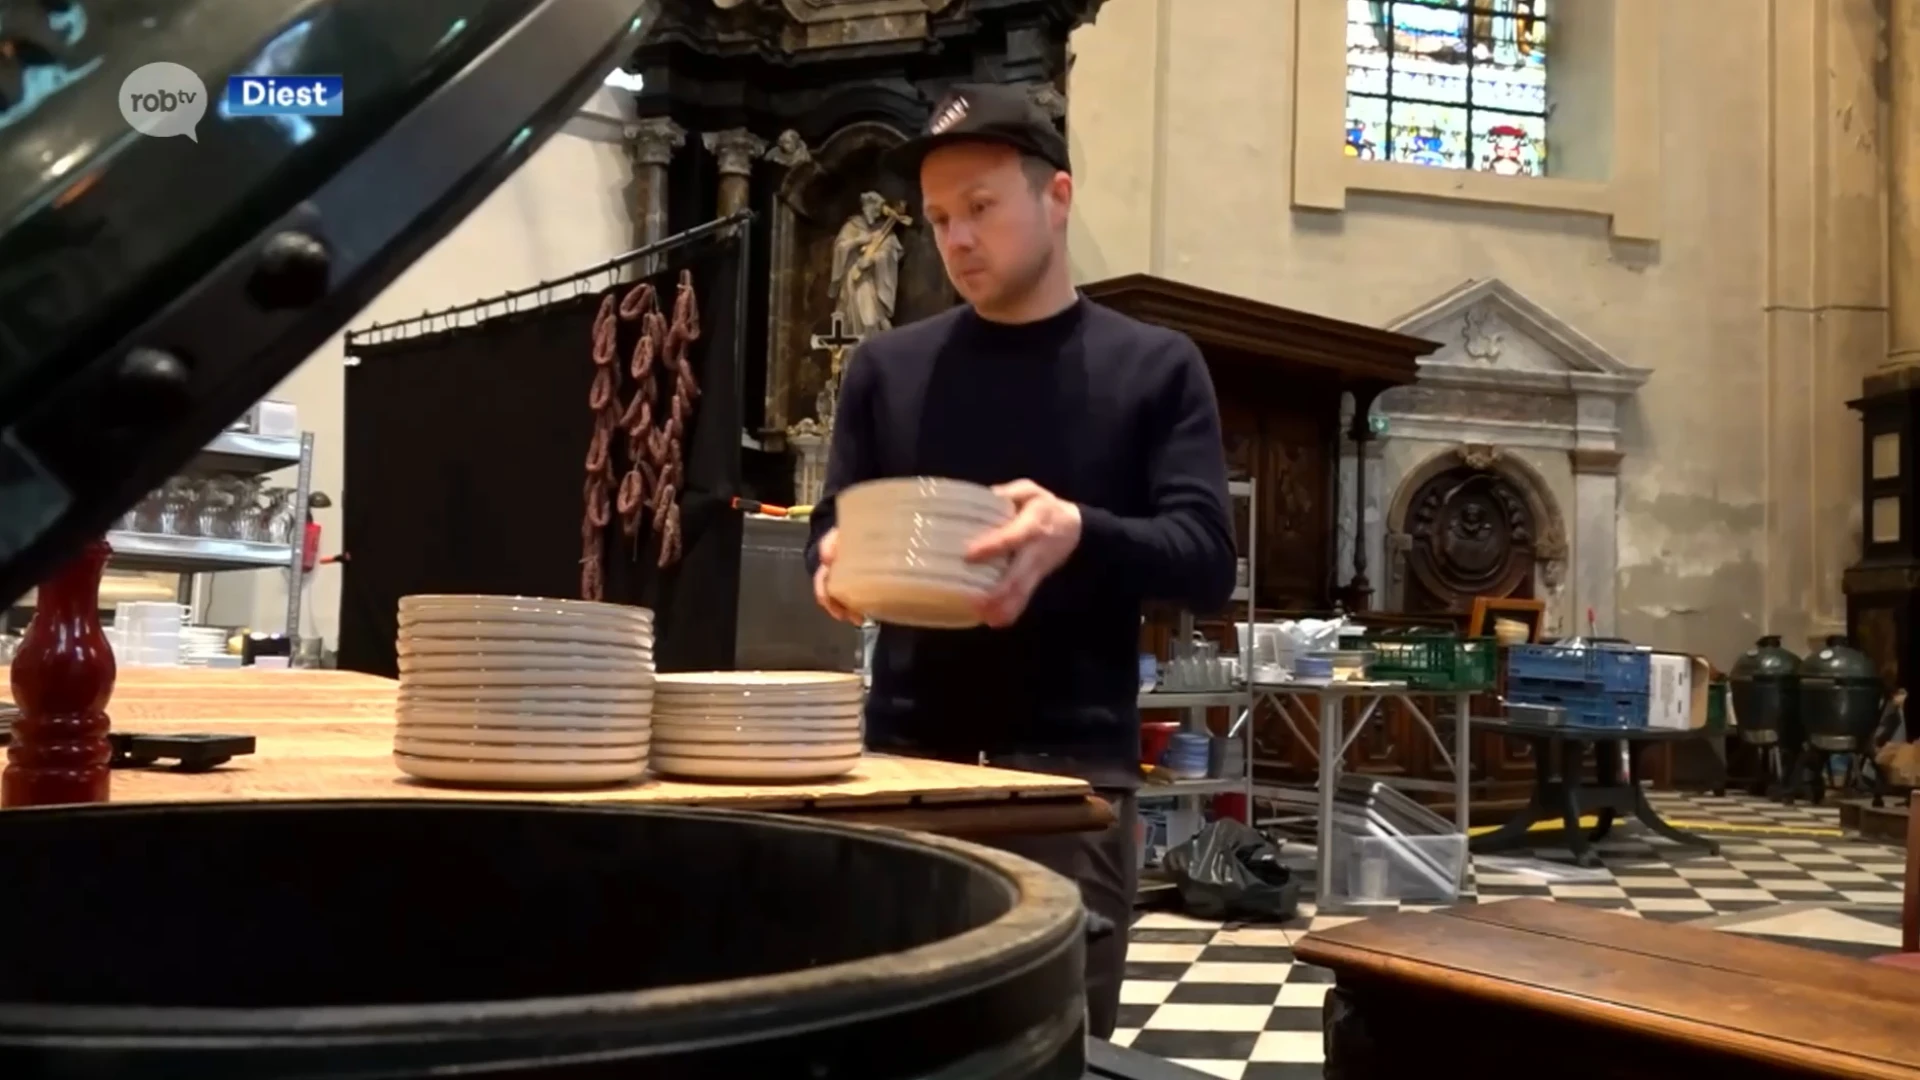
41, 0, 1920, 1077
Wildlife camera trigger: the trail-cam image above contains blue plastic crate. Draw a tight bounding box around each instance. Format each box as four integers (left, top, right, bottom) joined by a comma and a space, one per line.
1505, 644, 1650, 695
1507, 677, 1649, 729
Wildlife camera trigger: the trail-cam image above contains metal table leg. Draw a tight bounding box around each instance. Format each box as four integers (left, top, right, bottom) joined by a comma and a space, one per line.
1384, 691, 1475, 835
1453, 691, 1472, 835
1316, 692, 1341, 905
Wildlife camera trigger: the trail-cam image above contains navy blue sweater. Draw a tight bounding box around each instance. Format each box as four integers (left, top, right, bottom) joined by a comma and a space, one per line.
804, 298, 1236, 788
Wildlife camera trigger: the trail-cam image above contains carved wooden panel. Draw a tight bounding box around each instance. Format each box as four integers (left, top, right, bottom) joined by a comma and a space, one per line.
1847, 573, 1920, 702
1251, 696, 1316, 776
1482, 727, 1539, 782
1854, 605, 1902, 692
1404, 463, 1537, 613
1215, 388, 1335, 610
1257, 410, 1334, 608
1217, 400, 1259, 480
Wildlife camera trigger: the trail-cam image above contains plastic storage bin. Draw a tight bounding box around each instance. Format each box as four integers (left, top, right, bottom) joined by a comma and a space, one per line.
1329, 830, 1469, 905
1506, 644, 1651, 694
1505, 679, 1650, 729
1368, 631, 1497, 690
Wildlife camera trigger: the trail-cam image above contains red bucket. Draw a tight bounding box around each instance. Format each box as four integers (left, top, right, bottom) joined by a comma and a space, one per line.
1140, 721, 1180, 766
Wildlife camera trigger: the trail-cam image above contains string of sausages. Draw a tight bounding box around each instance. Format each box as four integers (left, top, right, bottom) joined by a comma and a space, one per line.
581, 270, 702, 600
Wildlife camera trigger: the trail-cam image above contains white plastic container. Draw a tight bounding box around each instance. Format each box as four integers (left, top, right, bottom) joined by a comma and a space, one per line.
1330, 831, 1469, 905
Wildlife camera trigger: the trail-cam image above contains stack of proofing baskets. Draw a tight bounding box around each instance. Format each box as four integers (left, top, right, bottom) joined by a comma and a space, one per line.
1506, 644, 1651, 728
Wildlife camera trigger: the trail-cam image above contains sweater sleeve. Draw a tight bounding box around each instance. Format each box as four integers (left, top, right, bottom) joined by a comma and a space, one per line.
804, 342, 880, 578
1075, 335, 1237, 612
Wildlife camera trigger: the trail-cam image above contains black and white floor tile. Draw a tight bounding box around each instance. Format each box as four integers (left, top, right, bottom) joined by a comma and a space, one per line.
1114, 790, 1908, 1080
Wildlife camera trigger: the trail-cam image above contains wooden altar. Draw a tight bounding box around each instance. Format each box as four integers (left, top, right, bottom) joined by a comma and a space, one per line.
1087, 276, 1570, 819
623, 0, 1104, 488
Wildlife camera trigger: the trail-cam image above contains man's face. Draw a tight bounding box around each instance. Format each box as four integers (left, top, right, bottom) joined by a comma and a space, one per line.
919, 141, 1069, 311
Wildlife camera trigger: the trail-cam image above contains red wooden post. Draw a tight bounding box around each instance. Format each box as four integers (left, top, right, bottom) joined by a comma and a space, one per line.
5, 538, 115, 807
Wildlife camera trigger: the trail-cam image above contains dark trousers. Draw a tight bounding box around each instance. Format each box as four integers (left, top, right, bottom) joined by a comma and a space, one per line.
984, 790, 1138, 1039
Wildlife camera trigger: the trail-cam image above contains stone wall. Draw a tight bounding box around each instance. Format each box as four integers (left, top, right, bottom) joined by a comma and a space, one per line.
1066, 0, 1890, 666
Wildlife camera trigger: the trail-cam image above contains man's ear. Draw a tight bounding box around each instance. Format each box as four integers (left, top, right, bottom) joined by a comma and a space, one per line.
1048, 172, 1074, 228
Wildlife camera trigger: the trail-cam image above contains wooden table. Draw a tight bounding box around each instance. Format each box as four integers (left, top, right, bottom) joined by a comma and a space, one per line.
42, 668, 1112, 839
1470, 716, 1722, 867
1295, 898, 1920, 1080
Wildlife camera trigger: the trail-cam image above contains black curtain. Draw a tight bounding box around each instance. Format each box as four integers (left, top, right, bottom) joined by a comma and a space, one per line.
339, 238, 745, 677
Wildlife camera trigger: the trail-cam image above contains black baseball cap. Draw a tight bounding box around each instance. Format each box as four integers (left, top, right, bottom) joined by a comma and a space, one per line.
884, 82, 1072, 180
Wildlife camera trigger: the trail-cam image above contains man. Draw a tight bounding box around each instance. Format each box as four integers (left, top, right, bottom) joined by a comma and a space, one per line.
803, 83, 1236, 1039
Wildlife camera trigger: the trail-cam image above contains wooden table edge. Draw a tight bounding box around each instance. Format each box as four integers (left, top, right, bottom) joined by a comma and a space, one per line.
788, 793, 1115, 838
1443, 901, 1920, 1003
1294, 930, 1920, 1080
81, 791, 1115, 840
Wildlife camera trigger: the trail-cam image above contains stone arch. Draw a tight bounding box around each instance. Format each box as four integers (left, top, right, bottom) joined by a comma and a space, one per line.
1384, 443, 1569, 612
776, 120, 910, 208
763, 120, 945, 441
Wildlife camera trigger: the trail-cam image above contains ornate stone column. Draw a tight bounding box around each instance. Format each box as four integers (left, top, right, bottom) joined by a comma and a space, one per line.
761, 131, 813, 446
1842, 0, 1920, 689
1569, 446, 1624, 638
1776, 0, 1885, 649
703, 129, 767, 218
1891, 0, 1920, 370
625, 117, 686, 273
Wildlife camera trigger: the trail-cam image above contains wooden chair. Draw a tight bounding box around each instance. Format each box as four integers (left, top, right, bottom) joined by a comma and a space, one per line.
1872, 790, 1920, 969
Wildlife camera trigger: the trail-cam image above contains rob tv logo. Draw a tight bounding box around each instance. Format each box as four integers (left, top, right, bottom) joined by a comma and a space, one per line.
224, 75, 344, 117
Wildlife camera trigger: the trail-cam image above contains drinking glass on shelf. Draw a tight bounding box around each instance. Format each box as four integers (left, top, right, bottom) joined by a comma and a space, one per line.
156, 478, 194, 535
261, 487, 297, 544
191, 478, 230, 538
237, 479, 268, 540
129, 489, 164, 533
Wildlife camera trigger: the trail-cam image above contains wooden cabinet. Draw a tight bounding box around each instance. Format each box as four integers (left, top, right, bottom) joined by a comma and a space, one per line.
1080, 274, 1436, 613
1082, 276, 1585, 816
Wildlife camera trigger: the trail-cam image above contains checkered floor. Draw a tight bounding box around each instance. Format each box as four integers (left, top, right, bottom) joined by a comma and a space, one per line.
1113, 790, 1910, 1080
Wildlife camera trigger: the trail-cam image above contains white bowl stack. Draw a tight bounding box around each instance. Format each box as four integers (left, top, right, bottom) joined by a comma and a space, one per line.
392, 595, 654, 788
650, 671, 863, 783
826, 477, 1013, 629
180, 626, 232, 667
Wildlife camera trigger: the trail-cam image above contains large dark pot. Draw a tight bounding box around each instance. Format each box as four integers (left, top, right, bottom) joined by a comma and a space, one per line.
1728, 634, 1802, 746
1798, 637, 1884, 753
0, 801, 1088, 1078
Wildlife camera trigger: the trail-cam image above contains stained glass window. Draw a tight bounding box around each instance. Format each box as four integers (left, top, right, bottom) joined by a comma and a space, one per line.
1345, 0, 1549, 176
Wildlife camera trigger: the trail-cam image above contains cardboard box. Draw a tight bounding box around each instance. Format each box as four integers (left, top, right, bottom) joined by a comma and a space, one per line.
1648, 652, 1711, 730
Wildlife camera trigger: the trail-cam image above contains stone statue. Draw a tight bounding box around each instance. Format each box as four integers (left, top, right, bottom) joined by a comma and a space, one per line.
767, 129, 810, 169
829, 191, 909, 341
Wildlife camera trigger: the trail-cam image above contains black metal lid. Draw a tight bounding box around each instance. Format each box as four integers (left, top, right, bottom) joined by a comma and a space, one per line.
1729, 633, 1801, 681
0, 0, 653, 604
1798, 635, 1879, 682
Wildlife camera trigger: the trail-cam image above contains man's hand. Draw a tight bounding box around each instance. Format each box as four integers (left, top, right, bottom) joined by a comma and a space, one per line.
812, 527, 864, 624
964, 479, 1083, 629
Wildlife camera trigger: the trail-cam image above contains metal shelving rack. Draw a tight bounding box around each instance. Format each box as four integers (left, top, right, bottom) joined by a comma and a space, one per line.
105, 429, 316, 643
1135, 478, 1258, 819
